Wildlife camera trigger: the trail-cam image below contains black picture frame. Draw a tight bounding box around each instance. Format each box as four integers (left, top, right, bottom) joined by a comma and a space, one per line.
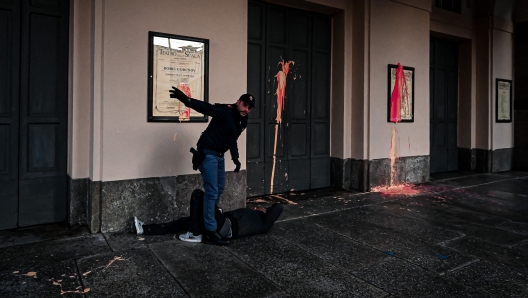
147, 31, 209, 122
496, 78, 512, 123
387, 64, 415, 123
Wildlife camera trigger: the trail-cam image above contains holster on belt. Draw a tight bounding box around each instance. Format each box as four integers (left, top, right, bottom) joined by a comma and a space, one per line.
190, 147, 205, 170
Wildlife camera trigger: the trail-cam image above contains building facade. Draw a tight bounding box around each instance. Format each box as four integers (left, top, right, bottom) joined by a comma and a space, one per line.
1, 0, 526, 232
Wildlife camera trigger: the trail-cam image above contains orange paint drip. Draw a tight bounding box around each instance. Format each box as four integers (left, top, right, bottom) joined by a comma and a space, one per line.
389, 128, 397, 187
177, 83, 192, 121
270, 60, 294, 193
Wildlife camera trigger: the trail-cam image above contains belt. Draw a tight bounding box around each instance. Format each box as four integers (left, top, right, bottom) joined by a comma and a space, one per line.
202, 148, 224, 157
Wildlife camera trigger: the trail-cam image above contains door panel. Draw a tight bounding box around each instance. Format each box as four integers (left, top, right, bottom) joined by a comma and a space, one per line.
247, 1, 331, 196
430, 37, 458, 174
0, 1, 20, 230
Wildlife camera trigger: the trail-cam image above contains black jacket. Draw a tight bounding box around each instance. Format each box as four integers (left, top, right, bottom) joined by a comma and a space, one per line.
185, 98, 247, 160
224, 204, 284, 239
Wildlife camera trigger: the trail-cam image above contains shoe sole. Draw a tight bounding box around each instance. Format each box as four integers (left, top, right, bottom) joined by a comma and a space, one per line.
179, 235, 202, 243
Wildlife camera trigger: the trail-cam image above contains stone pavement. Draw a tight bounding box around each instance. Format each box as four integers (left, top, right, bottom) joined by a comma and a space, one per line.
1, 171, 528, 297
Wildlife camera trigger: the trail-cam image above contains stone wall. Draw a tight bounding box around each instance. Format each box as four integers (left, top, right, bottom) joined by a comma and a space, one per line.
69, 171, 246, 233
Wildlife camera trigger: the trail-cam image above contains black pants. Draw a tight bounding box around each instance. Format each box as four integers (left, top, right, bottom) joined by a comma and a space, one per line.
142, 191, 204, 235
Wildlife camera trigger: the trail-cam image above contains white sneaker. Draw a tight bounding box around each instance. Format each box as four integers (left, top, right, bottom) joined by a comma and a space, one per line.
134, 217, 144, 235
179, 231, 202, 243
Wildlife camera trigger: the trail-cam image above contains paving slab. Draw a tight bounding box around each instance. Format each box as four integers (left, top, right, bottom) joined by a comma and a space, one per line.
227, 233, 389, 298
273, 219, 391, 272
424, 189, 528, 222
0, 234, 111, 272
150, 239, 286, 298
381, 197, 526, 246
348, 205, 463, 244
444, 236, 528, 275
429, 171, 479, 181
445, 260, 528, 298
388, 196, 507, 227
353, 257, 491, 298
0, 224, 90, 248
103, 232, 177, 252
308, 211, 477, 273
0, 260, 84, 297
77, 248, 186, 297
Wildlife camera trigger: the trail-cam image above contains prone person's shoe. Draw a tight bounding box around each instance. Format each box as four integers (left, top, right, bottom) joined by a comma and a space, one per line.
179, 231, 202, 243
134, 217, 144, 235
203, 230, 230, 246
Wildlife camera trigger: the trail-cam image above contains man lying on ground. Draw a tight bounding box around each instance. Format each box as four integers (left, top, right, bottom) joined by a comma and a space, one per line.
133, 189, 283, 246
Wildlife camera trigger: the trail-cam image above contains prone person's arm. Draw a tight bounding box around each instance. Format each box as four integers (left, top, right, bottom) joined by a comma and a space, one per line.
262, 203, 284, 232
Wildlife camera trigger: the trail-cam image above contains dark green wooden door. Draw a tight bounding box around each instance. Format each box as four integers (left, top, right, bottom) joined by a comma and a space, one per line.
0, 0, 69, 229
247, 1, 331, 196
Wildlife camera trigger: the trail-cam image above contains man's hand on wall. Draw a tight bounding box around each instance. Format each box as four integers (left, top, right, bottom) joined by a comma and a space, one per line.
169, 86, 190, 104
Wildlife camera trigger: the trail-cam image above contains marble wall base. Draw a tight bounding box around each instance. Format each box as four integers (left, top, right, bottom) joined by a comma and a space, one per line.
492, 148, 513, 172
369, 155, 429, 189
68, 177, 88, 227
70, 171, 247, 233
330, 155, 429, 191
472, 148, 514, 173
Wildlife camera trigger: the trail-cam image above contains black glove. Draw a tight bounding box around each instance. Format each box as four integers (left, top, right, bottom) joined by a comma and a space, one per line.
233, 159, 241, 173
169, 86, 190, 104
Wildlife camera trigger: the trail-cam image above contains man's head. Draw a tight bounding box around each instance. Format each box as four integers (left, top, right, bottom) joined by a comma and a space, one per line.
236, 94, 255, 117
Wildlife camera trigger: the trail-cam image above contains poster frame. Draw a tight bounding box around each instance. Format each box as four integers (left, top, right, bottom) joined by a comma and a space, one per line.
147, 31, 209, 122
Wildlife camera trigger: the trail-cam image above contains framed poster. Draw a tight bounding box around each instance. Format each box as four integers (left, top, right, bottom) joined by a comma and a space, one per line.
496, 78, 512, 123
147, 31, 209, 122
387, 64, 415, 122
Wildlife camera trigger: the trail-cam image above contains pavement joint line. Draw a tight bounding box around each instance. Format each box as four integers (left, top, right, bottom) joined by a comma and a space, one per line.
437, 234, 467, 247
74, 259, 89, 296
430, 173, 482, 182
101, 233, 116, 253
444, 258, 481, 274
222, 244, 293, 296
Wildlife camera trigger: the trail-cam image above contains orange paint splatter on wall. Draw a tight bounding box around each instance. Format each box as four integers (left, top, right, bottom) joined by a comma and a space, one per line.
271, 59, 294, 193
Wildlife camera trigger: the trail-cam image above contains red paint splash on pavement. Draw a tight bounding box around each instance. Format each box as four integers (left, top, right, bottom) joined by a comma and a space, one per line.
371, 183, 422, 197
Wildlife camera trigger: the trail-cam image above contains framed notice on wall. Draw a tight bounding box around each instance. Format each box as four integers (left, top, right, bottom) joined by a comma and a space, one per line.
496, 78, 512, 123
147, 31, 209, 122
387, 64, 415, 123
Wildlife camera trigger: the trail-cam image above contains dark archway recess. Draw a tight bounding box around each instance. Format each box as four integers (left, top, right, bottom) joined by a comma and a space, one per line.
246, 1, 331, 196
430, 37, 459, 174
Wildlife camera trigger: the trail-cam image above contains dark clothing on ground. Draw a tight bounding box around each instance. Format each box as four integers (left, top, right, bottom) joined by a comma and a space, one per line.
185, 98, 247, 159
224, 204, 284, 239
141, 191, 284, 239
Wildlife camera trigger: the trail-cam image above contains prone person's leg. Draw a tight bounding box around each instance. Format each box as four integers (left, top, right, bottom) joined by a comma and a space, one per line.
142, 217, 189, 235
188, 189, 205, 235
